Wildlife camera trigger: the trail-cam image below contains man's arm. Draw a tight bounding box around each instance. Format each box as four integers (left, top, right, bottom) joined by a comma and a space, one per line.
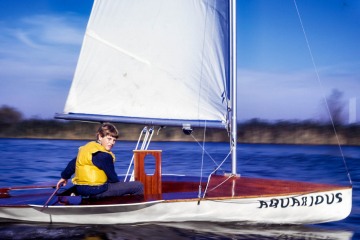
57, 157, 76, 188
92, 152, 119, 183
61, 157, 76, 179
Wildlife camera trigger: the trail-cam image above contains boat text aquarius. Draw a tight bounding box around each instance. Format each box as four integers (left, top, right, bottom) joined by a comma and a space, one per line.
258, 192, 342, 209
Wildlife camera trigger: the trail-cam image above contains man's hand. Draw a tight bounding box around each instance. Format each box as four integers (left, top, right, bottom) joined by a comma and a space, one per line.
56, 178, 68, 189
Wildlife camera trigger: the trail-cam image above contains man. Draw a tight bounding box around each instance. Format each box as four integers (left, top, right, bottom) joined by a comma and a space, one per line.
56, 122, 143, 198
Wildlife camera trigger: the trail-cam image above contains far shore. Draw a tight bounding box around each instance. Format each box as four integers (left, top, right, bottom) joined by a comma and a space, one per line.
1, 119, 359, 146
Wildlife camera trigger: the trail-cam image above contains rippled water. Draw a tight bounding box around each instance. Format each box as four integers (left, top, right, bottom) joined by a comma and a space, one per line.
0, 139, 359, 239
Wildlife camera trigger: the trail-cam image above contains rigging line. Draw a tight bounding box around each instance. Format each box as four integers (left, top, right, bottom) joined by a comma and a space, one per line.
198, 121, 207, 199
293, 0, 352, 185
190, 133, 221, 167
207, 174, 233, 192
202, 148, 233, 199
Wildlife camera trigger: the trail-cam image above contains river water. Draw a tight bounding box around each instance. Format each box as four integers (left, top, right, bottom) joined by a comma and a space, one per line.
0, 138, 359, 239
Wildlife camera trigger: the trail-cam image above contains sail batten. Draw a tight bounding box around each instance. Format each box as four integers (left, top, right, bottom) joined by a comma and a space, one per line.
58, 0, 230, 128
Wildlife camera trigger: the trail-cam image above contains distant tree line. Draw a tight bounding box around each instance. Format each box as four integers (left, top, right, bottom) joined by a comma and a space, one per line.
0, 105, 359, 145
237, 118, 360, 145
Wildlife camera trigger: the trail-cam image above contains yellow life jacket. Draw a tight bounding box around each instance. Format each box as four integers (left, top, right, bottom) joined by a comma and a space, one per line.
72, 141, 116, 186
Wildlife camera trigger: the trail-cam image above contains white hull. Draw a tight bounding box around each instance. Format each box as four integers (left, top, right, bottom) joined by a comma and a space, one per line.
0, 188, 351, 225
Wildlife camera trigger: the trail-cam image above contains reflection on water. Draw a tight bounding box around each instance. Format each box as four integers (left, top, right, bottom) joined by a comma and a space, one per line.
0, 222, 354, 240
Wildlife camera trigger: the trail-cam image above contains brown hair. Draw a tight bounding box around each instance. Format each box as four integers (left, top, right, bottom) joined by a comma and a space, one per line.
96, 122, 119, 139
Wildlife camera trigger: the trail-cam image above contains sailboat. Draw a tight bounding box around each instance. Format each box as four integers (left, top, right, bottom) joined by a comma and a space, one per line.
0, 0, 352, 224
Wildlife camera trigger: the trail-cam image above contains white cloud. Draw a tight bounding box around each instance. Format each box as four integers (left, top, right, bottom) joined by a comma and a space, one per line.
0, 13, 88, 118
20, 14, 85, 46
14, 30, 44, 49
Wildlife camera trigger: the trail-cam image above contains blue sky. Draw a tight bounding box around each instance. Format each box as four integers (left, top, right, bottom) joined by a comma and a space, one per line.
0, 0, 359, 123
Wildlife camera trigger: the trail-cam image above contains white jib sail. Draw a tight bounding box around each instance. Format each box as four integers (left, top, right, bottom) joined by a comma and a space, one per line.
63, 0, 230, 128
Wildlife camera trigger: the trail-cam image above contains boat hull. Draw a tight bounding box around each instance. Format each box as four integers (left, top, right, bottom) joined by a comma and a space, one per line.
0, 187, 352, 225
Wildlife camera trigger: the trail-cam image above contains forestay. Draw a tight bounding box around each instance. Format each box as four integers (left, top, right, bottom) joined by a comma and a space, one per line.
57, 0, 231, 128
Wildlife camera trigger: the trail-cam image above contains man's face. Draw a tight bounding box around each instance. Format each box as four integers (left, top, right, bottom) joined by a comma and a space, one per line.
98, 135, 116, 151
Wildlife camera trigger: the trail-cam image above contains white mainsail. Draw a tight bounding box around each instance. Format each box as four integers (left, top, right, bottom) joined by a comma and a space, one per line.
58, 0, 231, 128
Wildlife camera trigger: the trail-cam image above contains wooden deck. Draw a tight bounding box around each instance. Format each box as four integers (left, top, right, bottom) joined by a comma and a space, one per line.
77, 175, 350, 205
131, 150, 351, 203
161, 175, 349, 200
0, 175, 350, 207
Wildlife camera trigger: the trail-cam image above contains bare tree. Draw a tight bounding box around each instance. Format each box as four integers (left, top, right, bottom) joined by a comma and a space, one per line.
324, 89, 345, 125
0, 105, 23, 126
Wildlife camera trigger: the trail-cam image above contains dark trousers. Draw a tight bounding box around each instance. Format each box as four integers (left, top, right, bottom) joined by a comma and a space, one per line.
76, 181, 144, 198
95, 181, 144, 198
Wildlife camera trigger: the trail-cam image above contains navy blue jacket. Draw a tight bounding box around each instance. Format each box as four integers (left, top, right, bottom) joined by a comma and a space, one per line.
61, 151, 119, 196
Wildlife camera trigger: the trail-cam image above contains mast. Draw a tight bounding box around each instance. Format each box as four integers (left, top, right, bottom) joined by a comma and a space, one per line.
230, 0, 237, 175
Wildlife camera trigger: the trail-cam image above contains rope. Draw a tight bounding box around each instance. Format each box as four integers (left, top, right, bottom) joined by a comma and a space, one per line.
207, 173, 234, 193
202, 148, 233, 199
194, 1, 233, 200
190, 133, 221, 168
293, 0, 352, 185
189, 119, 235, 203
190, 125, 233, 203
198, 122, 207, 199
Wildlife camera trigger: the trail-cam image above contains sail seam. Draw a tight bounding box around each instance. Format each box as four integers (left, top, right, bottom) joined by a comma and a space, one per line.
86, 30, 151, 65
197, 1, 210, 121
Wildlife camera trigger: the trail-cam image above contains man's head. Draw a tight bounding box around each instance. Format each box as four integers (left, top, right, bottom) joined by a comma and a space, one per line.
96, 123, 119, 151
